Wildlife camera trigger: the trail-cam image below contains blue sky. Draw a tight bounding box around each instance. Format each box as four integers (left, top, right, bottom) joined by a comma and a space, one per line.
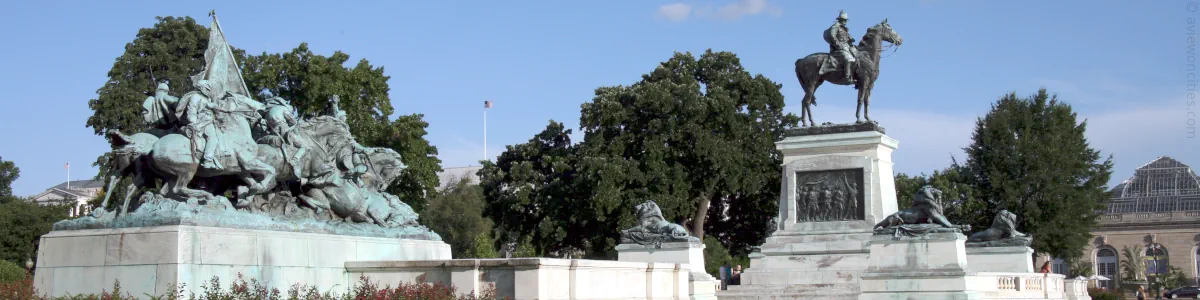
0, 0, 1195, 196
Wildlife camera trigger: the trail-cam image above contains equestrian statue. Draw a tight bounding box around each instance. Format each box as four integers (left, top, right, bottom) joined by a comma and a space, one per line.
794, 11, 903, 126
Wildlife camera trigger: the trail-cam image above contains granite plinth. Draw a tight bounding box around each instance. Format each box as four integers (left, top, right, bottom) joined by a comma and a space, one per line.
965, 246, 1034, 273
347, 258, 692, 300
733, 221, 874, 299
615, 242, 717, 300
33, 225, 450, 299
858, 232, 975, 300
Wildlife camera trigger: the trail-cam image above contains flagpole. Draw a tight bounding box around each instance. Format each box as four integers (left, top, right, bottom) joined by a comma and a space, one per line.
66, 162, 70, 190
484, 106, 488, 162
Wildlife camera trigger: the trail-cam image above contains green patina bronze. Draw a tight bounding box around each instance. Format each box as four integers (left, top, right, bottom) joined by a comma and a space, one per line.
61, 12, 438, 240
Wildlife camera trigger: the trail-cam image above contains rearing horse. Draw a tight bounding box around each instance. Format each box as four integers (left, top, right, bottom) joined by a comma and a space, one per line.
794, 19, 903, 126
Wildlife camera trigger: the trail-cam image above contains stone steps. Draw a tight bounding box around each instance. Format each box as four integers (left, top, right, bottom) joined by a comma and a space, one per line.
716, 283, 861, 299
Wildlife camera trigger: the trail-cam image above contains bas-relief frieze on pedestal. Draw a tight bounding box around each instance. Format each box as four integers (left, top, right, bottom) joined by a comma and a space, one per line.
794, 168, 864, 222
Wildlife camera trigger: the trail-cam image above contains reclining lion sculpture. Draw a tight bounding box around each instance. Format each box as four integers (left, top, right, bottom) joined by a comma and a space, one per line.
620, 200, 700, 246
966, 209, 1031, 247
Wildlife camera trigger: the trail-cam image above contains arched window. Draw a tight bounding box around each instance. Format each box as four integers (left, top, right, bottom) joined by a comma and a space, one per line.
1194, 247, 1199, 280
1096, 248, 1118, 290
1145, 245, 1169, 275
1051, 257, 1069, 275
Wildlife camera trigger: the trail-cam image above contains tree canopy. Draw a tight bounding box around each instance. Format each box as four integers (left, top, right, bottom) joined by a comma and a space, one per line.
480, 51, 799, 257
422, 175, 496, 259
478, 120, 590, 257
0, 157, 17, 200
961, 89, 1113, 259
84, 16, 441, 211
576, 50, 797, 253
0, 157, 71, 264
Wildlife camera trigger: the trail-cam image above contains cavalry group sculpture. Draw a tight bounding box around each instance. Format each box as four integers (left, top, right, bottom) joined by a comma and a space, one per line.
59, 12, 435, 239
794, 11, 903, 127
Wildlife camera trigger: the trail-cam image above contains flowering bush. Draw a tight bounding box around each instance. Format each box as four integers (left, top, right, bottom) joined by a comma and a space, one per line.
0, 273, 505, 300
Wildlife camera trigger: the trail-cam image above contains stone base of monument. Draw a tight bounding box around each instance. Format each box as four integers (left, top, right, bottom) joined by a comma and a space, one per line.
33, 225, 450, 298
858, 232, 1070, 300
858, 232, 978, 300
615, 242, 718, 300
965, 245, 1034, 273
719, 221, 873, 299
347, 258, 693, 300
718, 125, 896, 300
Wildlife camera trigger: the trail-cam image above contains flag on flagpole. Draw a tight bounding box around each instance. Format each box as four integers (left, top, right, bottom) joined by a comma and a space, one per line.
484, 100, 492, 109
64, 162, 68, 170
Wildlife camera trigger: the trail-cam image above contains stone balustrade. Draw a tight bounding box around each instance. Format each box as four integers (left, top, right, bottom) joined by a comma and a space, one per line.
1063, 279, 1091, 300
345, 258, 692, 300
970, 273, 1070, 300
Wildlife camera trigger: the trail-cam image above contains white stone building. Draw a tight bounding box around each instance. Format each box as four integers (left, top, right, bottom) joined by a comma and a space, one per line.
29, 179, 103, 217
436, 165, 482, 190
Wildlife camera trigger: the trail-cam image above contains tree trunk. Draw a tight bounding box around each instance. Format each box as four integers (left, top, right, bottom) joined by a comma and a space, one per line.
692, 194, 711, 239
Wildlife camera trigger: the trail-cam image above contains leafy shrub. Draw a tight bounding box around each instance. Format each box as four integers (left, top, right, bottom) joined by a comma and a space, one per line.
0, 260, 27, 283
1087, 288, 1120, 300
0, 273, 507, 299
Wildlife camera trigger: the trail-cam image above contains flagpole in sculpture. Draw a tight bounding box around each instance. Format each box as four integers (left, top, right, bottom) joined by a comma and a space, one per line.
37, 12, 449, 297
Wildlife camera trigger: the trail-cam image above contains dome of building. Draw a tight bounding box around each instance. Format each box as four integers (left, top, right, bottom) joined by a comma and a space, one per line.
1107, 156, 1200, 213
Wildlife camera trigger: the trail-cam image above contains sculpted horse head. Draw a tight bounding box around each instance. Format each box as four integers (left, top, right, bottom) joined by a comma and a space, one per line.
361, 147, 406, 191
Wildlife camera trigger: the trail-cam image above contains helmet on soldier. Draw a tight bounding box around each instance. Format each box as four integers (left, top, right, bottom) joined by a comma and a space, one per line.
195, 80, 212, 93
157, 82, 170, 92
837, 10, 849, 21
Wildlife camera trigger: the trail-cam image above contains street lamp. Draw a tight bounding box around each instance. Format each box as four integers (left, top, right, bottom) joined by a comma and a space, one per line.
1147, 244, 1163, 298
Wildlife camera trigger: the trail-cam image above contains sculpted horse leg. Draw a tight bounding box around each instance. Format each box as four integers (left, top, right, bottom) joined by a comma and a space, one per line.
865, 83, 875, 122
855, 87, 865, 123
235, 152, 277, 200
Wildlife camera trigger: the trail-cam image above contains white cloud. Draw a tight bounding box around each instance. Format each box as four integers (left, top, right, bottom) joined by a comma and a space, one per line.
710, 0, 780, 21
656, 3, 693, 22
657, 0, 780, 22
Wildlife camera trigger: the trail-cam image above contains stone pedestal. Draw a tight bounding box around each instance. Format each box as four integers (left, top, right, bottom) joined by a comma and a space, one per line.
33, 225, 451, 298
616, 242, 717, 300
858, 232, 981, 300
965, 246, 1034, 273
720, 126, 898, 300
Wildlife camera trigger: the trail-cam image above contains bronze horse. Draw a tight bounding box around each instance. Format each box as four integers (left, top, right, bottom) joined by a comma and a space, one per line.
794, 19, 903, 126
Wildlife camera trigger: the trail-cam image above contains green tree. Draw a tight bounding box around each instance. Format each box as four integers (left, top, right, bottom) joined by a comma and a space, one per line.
576, 50, 798, 255
1154, 266, 1188, 291
703, 236, 734, 277
0, 157, 17, 200
0, 156, 72, 264
478, 121, 591, 257
241, 43, 442, 212
1120, 245, 1146, 281
84, 16, 442, 211
962, 89, 1113, 260
422, 175, 495, 258
0, 201, 71, 264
